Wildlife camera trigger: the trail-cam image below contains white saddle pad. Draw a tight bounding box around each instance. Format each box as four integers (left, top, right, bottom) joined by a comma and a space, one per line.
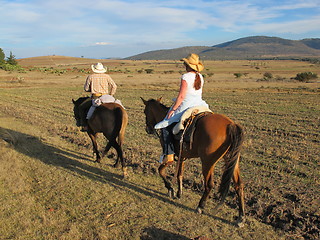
172, 106, 212, 135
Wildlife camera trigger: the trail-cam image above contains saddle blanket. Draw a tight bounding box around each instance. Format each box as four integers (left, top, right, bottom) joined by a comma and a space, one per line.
87, 95, 125, 120
172, 106, 212, 135
93, 95, 124, 108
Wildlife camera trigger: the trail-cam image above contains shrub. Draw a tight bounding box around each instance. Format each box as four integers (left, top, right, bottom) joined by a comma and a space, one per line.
263, 72, 273, 79
207, 72, 214, 77
0, 63, 25, 72
234, 73, 243, 78
295, 72, 318, 82
145, 69, 154, 74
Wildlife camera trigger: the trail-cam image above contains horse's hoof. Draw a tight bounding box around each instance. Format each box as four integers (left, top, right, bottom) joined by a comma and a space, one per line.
168, 189, 175, 199
236, 217, 245, 228
196, 207, 203, 214
237, 221, 245, 228
113, 163, 120, 168
176, 192, 182, 199
122, 173, 129, 179
122, 169, 129, 179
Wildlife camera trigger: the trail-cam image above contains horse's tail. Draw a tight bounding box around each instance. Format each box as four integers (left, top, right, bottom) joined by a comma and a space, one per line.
219, 123, 244, 202
116, 106, 128, 146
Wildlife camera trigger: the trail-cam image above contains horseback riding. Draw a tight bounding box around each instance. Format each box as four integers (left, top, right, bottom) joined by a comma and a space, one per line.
141, 53, 245, 226
72, 62, 128, 178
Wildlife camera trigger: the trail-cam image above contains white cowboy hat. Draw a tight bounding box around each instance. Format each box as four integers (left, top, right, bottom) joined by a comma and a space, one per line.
91, 62, 107, 73
181, 53, 204, 72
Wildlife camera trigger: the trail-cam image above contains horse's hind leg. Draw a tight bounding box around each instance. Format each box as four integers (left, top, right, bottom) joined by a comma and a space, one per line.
101, 142, 112, 159
196, 166, 215, 214
111, 140, 128, 178
159, 158, 175, 198
233, 156, 245, 227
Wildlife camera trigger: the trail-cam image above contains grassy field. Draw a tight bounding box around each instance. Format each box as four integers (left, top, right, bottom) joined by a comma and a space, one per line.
0, 57, 319, 239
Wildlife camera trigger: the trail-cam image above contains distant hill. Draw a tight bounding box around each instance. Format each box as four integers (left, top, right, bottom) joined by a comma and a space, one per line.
17, 55, 97, 67
125, 36, 320, 60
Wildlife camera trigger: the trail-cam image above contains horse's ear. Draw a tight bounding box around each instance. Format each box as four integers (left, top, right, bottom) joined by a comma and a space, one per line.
72, 99, 76, 104
156, 97, 162, 102
140, 97, 147, 105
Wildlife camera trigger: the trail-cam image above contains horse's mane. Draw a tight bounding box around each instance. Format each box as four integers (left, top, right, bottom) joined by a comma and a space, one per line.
74, 96, 90, 105
148, 98, 170, 111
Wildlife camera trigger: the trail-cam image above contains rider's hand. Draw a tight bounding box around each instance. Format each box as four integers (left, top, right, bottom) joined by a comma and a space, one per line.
167, 109, 175, 119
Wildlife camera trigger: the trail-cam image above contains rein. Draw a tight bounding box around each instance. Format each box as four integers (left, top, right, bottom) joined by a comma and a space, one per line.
172, 114, 195, 183
154, 129, 161, 139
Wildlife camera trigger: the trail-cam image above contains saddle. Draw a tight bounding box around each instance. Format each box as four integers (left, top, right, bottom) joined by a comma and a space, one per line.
172, 106, 212, 134
93, 95, 124, 108
173, 107, 213, 150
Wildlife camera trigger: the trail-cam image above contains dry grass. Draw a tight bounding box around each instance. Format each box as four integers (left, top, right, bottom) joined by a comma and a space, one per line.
0, 57, 319, 239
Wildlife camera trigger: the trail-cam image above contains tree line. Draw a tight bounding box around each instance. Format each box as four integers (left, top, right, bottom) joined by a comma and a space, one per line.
0, 48, 18, 66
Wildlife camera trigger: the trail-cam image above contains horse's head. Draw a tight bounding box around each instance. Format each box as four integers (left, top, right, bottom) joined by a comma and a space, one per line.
72, 97, 89, 127
141, 97, 168, 135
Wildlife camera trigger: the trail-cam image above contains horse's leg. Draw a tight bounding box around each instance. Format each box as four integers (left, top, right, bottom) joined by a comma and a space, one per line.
101, 142, 112, 159
233, 155, 245, 227
87, 132, 101, 162
176, 160, 185, 199
197, 168, 214, 214
110, 140, 128, 178
158, 160, 175, 198
109, 140, 121, 168
113, 137, 123, 168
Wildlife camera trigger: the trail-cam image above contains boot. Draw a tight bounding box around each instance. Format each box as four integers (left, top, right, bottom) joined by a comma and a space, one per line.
160, 154, 174, 164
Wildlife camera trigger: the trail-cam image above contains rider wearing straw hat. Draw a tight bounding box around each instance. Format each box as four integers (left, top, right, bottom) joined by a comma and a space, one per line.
154, 53, 209, 163
78, 62, 117, 131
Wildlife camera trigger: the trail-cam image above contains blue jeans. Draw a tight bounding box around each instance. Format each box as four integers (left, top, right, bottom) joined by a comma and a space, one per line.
161, 124, 175, 155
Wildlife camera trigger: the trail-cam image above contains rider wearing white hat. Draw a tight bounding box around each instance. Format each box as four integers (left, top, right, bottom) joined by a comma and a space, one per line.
78, 62, 117, 131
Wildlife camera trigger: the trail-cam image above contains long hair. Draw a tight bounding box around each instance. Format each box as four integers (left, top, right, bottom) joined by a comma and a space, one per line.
184, 62, 201, 90
194, 73, 201, 90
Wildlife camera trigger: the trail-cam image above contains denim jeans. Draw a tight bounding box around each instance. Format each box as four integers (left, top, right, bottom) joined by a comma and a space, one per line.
161, 124, 175, 155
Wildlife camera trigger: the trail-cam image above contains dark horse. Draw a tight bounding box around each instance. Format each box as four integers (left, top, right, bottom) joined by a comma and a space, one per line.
72, 97, 128, 178
141, 97, 245, 226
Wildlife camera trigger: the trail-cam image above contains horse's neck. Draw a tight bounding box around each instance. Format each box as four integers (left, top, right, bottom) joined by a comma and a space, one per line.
153, 104, 168, 122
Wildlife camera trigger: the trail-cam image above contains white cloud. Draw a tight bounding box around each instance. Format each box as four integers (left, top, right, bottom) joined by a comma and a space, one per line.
1, 0, 319, 58
95, 42, 112, 46
251, 16, 320, 34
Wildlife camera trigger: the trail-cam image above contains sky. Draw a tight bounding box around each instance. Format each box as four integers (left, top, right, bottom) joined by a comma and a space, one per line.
1, 0, 319, 59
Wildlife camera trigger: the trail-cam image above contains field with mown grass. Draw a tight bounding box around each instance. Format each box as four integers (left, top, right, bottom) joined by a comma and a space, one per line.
0, 57, 319, 240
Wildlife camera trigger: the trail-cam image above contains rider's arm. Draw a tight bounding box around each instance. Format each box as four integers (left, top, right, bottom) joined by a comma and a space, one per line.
108, 76, 117, 96
84, 75, 92, 92
167, 79, 187, 119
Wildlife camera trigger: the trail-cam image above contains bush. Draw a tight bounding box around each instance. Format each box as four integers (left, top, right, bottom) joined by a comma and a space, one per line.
234, 73, 243, 78
295, 72, 318, 82
263, 72, 273, 79
0, 63, 25, 72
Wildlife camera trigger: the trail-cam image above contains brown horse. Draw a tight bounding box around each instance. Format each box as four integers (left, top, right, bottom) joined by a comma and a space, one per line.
141, 97, 245, 226
73, 97, 128, 178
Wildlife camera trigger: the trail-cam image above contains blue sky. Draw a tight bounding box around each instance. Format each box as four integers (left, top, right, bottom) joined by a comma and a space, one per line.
1, 0, 319, 59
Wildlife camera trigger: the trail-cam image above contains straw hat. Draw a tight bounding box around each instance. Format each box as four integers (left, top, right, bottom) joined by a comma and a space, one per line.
91, 62, 107, 73
181, 53, 204, 72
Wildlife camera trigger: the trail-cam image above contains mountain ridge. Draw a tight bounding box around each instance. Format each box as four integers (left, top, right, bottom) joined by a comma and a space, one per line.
125, 36, 320, 60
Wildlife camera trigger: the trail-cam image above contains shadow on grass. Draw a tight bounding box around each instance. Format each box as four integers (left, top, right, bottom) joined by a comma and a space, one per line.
1, 127, 234, 226
141, 226, 191, 240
